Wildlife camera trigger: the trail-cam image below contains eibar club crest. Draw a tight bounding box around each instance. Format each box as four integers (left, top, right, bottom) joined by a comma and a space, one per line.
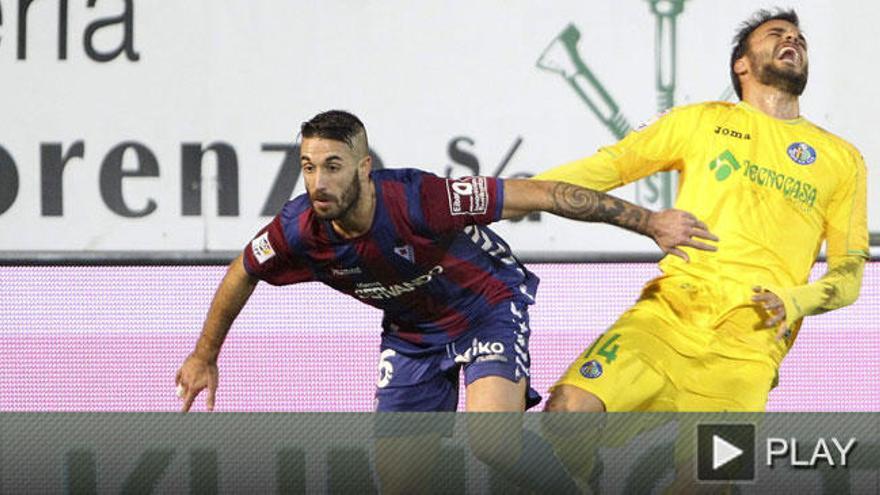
393, 244, 415, 263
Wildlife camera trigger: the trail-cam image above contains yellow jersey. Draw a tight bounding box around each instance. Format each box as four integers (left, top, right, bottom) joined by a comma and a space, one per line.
536, 101, 869, 314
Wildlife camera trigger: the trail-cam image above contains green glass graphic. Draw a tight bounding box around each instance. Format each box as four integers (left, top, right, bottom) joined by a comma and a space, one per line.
537, 3, 696, 210
648, 0, 686, 112
536, 24, 633, 140
718, 85, 736, 102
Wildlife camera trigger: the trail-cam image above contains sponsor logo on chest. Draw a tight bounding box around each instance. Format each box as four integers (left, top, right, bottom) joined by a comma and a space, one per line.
354, 265, 444, 300
707, 149, 819, 209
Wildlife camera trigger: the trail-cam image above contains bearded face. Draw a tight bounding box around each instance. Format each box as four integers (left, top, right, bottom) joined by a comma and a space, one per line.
747, 44, 808, 96
300, 136, 367, 221
309, 169, 361, 220
743, 20, 809, 96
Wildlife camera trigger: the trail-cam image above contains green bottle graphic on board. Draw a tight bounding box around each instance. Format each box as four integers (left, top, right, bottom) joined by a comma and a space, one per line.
537, 0, 690, 209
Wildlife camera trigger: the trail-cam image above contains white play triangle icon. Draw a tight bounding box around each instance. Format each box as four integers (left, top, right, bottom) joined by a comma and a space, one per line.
712, 434, 743, 470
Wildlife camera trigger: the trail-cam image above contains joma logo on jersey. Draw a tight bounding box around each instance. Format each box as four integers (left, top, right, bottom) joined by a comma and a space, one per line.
354, 265, 443, 300
714, 126, 751, 140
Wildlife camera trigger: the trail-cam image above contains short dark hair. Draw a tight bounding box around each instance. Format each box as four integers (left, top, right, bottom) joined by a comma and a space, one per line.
729, 8, 800, 99
300, 110, 368, 150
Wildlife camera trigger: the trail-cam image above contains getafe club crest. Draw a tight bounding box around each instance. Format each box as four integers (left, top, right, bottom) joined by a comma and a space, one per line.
580, 359, 603, 379
787, 142, 817, 165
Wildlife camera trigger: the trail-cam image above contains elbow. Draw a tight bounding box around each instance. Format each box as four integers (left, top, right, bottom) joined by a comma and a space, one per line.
838, 283, 862, 308
822, 280, 862, 311
821, 256, 867, 311
839, 265, 866, 308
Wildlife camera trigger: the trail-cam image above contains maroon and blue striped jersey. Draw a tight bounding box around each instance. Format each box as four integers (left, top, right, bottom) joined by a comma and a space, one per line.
242, 168, 539, 346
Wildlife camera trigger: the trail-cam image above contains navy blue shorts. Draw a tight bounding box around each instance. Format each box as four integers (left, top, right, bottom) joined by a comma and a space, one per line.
374, 299, 542, 412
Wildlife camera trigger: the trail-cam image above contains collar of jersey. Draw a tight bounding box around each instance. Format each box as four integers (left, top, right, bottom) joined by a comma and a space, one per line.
736, 100, 806, 125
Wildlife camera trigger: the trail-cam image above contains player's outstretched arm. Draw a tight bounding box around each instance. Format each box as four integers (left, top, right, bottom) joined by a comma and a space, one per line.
501, 179, 718, 261
176, 254, 259, 412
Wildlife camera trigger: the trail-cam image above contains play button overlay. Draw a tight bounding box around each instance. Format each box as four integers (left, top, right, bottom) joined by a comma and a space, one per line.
712, 435, 742, 469
698, 424, 755, 481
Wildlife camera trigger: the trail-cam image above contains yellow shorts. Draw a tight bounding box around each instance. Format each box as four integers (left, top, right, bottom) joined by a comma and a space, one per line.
553, 276, 787, 412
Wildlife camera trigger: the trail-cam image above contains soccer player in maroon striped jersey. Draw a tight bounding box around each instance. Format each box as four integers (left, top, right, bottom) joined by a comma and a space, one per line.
175, 110, 716, 491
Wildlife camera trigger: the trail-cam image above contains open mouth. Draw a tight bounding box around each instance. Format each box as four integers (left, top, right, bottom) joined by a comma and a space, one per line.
777, 46, 799, 65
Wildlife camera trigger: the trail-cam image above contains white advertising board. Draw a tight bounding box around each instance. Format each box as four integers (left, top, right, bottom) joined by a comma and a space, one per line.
0, 1, 876, 257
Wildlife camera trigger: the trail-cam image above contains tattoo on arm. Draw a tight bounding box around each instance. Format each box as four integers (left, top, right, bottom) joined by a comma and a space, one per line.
550, 182, 651, 235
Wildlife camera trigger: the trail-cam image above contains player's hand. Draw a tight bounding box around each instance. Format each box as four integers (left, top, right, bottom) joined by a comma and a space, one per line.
752, 286, 789, 341
647, 209, 718, 262
175, 353, 219, 412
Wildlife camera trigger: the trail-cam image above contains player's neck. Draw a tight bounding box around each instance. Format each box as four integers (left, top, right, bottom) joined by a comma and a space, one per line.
742, 85, 800, 120
331, 180, 376, 239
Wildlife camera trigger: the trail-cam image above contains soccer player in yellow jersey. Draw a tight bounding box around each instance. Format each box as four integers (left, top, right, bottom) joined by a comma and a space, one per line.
538, 8, 868, 413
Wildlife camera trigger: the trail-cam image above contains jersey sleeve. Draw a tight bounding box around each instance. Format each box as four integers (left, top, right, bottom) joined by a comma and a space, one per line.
824, 152, 869, 259
533, 106, 695, 191
242, 215, 315, 285
418, 173, 504, 234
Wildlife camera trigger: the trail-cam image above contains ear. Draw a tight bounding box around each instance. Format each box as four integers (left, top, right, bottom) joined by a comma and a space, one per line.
734, 56, 749, 77
359, 155, 372, 176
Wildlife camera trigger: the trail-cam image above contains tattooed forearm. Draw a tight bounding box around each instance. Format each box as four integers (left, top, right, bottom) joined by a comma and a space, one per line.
550, 182, 652, 235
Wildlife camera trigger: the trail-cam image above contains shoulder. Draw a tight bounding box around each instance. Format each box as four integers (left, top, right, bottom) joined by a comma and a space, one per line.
273, 194, 321, 247
634, 101, 727, 130
672, 101, 736, 120
278, 194, 313, 226
373, 167, 441, 199
802, 120, 865, 166
371, 167, 435, 184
